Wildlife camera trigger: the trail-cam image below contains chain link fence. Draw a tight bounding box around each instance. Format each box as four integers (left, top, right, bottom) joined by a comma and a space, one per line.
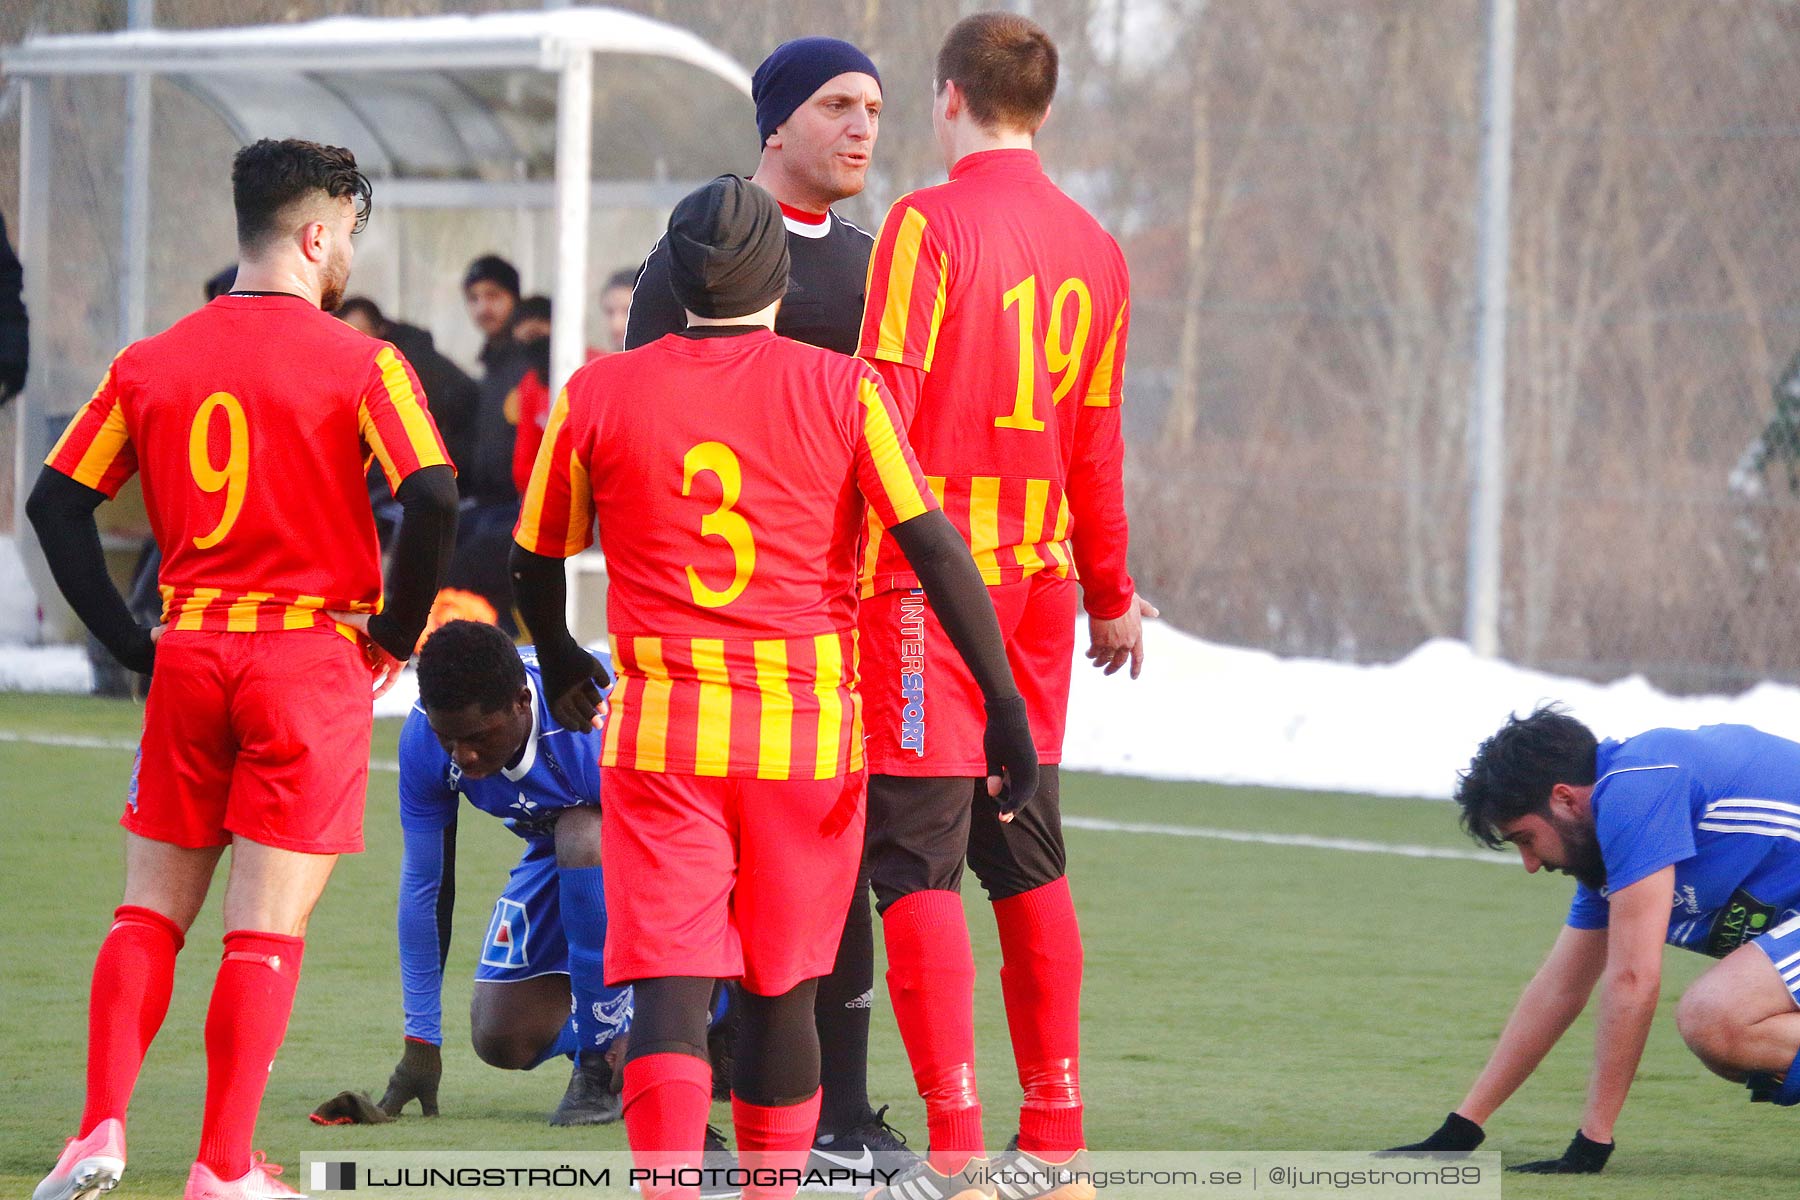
4, 0, 1800, 691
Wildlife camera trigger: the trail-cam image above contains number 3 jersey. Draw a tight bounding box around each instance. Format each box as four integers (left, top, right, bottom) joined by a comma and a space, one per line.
857, 148, 1135, 619
43, 294, 450, 632
514, 328, 937, 780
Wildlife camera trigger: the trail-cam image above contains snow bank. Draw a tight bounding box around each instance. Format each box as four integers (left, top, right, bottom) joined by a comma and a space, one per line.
10, 622, 1800, 800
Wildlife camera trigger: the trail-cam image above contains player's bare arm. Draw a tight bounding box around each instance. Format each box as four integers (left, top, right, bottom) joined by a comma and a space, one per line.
1578, 865, 1673, 1142
1388, 923, 1605, 1155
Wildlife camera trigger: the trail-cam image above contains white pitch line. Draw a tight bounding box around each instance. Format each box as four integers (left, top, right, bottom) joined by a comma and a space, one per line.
1060, 815, 1513, 865
0, 729, 402, 772
1, 729, 1505, 864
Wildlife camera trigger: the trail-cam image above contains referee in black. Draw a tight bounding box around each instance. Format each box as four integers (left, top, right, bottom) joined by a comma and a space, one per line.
625, 37, 912, 1175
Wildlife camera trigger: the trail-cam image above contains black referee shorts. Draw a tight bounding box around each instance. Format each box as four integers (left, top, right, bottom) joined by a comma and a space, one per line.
865, 767, 1067, 912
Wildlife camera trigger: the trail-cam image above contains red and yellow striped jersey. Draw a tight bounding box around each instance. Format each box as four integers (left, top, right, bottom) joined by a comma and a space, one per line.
857, 148, 1136, 619
45, 294, 450, 633
514, 329, 936, 779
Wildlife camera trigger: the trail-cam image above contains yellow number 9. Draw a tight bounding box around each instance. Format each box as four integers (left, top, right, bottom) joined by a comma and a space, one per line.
682, 441, 755, 609
189, 391, 248, 549
1047, 278, 1093, 404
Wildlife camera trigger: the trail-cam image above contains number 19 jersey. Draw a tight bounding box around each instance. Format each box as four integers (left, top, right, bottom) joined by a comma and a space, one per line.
514, 329, 936, 780
44, 294, 450, 633
857, 148, 1135, 619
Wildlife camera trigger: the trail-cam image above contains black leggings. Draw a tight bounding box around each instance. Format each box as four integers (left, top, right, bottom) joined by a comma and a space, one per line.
624, 975, 822, 1107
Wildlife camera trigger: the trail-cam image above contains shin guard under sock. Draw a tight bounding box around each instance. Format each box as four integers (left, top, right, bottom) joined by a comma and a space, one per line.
623, 1051, 713, 1200
993, 877, 1086, 1154
883, 890, 982, 1173
81, 905, 185, 1136
197, 930, 304, 1179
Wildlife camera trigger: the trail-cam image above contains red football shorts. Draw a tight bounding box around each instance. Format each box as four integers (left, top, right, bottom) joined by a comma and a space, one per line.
861, 571, 1076, 776
124, 627, 373, 854
599, 766, 866, 996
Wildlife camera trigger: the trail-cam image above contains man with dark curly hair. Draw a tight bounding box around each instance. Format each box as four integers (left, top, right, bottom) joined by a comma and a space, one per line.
1391, 705, 1800, 1175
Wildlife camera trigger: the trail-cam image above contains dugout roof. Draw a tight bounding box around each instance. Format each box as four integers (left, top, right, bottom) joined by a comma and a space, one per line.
2, 7, 752, 638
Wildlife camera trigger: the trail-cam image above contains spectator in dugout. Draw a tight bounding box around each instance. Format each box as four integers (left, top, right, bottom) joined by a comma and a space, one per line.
508, 289, 621, 495
454, 254, 531, 631
335, 296, 480, 487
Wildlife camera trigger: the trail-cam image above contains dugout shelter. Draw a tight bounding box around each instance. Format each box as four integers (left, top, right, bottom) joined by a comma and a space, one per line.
1, 7, 753, 640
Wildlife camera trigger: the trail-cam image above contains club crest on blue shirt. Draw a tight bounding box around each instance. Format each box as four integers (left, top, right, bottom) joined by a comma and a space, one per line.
481, 898, 531, 969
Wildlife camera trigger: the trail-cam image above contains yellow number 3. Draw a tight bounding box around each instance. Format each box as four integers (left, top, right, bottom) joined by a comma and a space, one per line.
682, 441, 755, 608
188, 391, 248, 549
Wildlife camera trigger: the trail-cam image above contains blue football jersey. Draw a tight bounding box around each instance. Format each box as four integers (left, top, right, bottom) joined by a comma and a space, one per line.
397, 647, 607, 843
1566, 724, 1800, 956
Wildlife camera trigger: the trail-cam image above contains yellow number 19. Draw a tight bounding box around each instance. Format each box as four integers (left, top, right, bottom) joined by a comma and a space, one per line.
682, 441, 756, 609
189, 391, 248, 549
995, 275, 1094, 432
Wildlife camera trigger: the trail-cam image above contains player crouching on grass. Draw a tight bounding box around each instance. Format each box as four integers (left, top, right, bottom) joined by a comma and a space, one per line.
508, 173, 1036, 1200
1390, 705, 1800, 1173
320, 619, 725, 1129
27, 138, 457, 1200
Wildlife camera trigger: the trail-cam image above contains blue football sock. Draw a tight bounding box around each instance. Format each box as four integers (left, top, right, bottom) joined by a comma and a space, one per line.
528, 1018, 581, 1069
559, 863, 630, 1067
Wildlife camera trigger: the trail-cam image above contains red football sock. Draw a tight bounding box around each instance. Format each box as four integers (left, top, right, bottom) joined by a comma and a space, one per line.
993, 877, 1085, 1154
732, 1089, 820, 1200
196, 931, 304, 1180
80, 905, 185, 1136
883, 889, 983, 1174
623, 1052, 713, 1200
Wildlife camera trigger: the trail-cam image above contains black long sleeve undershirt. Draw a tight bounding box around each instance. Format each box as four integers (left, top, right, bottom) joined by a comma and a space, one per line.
508, 543, 601, 700
366, 464, 458, 659
888, 509, 1020, 704
26, 468, 153, 673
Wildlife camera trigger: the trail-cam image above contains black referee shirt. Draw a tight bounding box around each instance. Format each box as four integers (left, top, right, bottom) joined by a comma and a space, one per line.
625, 208, 875, 355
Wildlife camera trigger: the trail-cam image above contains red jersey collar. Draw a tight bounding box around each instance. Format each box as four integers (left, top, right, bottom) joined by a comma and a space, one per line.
777, 201, 829, 226
949, 148, 1043, 181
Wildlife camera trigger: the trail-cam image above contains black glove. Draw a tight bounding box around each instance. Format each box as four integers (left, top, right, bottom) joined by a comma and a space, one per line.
982, 694, 1038, 815
1384, 1111, 1485, 1153
539, 636, 610, 734
310, 1090, 394, 1126
377, 1038, 442, 1117
1510, 1129, 1612, 1174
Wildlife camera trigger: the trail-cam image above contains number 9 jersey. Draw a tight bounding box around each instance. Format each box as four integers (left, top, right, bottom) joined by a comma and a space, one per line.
856, 148, 1134, 621
514, 329, 937, 780
44, 293, 450, 634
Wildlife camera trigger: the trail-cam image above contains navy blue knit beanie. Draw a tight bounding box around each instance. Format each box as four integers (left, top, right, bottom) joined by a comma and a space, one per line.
752, 37, 881, 147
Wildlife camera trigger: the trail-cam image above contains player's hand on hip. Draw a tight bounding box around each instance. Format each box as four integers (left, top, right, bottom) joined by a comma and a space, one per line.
1382, 1111, 1485, 1154
1086, 592, 1158, 679
378, 1037, 442, 1118
542, 638, 612, 733
1509, 1129, 1612, 1174
983, 694, 1038, 821
328, 611, 404, 699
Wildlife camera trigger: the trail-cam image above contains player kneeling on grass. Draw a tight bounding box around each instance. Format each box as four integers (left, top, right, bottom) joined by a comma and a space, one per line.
321, 619, 724, 1128
1391, 705, 1800, 1172
509, 173, 1035, 1200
